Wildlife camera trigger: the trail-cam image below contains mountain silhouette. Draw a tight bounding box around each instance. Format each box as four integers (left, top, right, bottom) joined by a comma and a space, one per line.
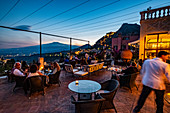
0, 42, 79, 56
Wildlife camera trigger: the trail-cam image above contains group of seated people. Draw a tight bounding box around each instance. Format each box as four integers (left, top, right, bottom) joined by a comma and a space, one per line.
12, 61, 61, 93
111, 61, 139, 81
60, 53, 97, 68
12, 61, 61, 77
122, 62, 139, 75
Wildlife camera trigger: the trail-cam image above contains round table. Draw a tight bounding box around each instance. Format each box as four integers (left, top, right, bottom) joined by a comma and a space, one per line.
68, 80, 101, 100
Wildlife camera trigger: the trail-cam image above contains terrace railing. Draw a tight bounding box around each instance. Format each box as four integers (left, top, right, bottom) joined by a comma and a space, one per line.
140, 6, 170, 20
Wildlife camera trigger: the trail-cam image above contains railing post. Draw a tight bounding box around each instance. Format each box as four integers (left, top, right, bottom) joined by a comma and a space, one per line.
40, 32, 42, 57
70, 38, 72, 55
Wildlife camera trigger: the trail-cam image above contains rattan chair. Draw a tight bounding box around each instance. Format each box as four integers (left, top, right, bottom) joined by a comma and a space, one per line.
13, 75, 26, 92
27, 75, 46, 97
98, 79, 119, 113
119, 72, 139, 92
65, 64, 78, 76
8, 72, 15, 83
71, 94, 105, 113
48, 70, 61, 86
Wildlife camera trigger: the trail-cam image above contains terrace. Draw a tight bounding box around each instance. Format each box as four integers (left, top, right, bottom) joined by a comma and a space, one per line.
0, 69, 169, 113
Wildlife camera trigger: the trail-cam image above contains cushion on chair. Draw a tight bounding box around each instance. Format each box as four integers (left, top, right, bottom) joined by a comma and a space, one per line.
73, 69, 79, 73
96, 90, 110, 94
103, 66, 107, 69
74, 71, 88, 76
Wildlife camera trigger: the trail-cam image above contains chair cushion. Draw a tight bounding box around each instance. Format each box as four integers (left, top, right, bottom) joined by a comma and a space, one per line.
73, 69, 79, 73
96, 90, 110, 94
103, 66, 107, 69
74, 71, 88, 76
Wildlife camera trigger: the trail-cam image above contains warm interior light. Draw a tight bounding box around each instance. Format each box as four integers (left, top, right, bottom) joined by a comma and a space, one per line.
167, 93, 170, 96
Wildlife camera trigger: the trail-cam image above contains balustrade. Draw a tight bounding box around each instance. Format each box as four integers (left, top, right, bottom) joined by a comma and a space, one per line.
140, 6, 170, 20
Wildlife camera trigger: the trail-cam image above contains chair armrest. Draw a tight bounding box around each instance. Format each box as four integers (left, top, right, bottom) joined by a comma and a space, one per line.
100, 82, 109, 90
95, 93, 103, 99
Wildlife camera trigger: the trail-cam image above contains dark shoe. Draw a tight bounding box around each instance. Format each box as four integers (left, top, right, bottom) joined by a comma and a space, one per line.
133, 109, 140, 113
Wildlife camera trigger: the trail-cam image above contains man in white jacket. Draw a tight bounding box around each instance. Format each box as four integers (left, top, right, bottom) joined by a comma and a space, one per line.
13, 62, 25, 76
133, 51, 170, 113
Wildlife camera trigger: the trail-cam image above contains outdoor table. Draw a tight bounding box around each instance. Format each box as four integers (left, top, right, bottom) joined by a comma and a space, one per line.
40, 70, 52, 75
68, 80, 101, 100
108, 67, 124, 80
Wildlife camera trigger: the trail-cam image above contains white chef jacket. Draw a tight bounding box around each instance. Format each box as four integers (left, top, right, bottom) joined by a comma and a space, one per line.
141, 58, 170, 90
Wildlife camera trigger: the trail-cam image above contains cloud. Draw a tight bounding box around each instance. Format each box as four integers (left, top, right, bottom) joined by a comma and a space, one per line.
0, 40, 36, 49
13, 25, 31, 31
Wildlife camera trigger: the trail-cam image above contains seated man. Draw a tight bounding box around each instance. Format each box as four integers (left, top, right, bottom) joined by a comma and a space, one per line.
13, 62, 26, 76
122, 62, 138, 75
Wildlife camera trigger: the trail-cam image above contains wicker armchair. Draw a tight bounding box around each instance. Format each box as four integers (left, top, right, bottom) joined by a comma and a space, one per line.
7, 72, 15, 83
71, 94, 105, 113
27, 76, 46, 97
13, 75, 26, 92
119, 72, 139, 92
64, 64, 78, 76
48, 70, 61, 86
98, 79, 119, 113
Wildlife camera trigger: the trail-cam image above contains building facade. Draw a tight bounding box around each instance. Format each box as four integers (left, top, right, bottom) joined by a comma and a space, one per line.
93, 32, 115, 50
112, 23, 140, 51
139, 6, 170, 60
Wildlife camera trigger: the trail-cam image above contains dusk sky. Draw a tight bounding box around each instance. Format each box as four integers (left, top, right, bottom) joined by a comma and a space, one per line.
0, 0, 169, 49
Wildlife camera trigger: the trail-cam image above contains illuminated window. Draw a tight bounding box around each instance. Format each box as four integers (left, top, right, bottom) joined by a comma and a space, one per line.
144, 33, 170, 59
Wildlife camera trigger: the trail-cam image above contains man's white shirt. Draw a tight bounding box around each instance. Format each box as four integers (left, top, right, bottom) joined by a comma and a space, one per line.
140, 58, 170, 90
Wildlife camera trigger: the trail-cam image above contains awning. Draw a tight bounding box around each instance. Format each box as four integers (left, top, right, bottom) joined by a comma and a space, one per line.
128, 39, 140, 45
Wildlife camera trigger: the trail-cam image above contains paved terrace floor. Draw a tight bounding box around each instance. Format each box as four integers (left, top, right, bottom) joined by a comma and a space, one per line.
0, 70, 169, 113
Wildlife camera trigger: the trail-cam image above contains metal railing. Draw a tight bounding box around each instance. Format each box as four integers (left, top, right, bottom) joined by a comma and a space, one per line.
0, 25, 90, 56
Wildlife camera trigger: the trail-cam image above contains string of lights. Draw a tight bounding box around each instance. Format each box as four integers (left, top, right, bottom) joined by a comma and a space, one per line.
45, 1, 170, 33
45, 12, 139, 32
10, 0, 54, 26
0, 0, 21, 22
31, 0, 90, 26
38, 0, 151, 31
33, 0, 120, 30
50, 16, 139, 33
57, 19, 139, 35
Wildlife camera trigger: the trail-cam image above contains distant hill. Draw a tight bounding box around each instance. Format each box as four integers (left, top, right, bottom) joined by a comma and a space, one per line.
93, 23, 140, 49
0, 42, 80, 56
73, 44, 91, 51
112, 23, 140, 38
93, 32, 114, 49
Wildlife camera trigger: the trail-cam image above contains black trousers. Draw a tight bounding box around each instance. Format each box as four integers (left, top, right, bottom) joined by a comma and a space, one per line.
134, 85, 165, 113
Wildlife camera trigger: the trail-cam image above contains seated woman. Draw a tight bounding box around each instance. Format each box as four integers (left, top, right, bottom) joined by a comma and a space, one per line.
51, 62, 61, 75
